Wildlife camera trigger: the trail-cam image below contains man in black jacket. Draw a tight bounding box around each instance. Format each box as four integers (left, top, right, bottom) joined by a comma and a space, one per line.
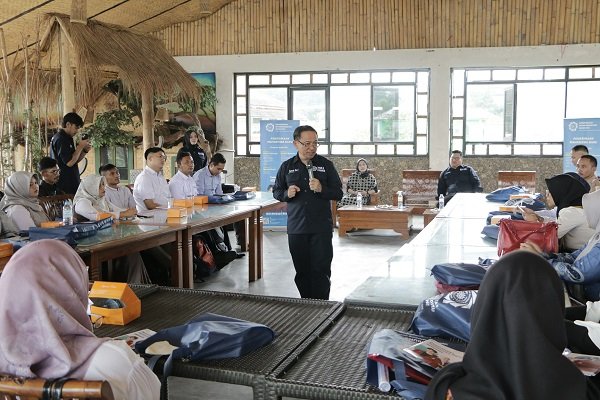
273, 125, 343, 300
437, 150, 482, 203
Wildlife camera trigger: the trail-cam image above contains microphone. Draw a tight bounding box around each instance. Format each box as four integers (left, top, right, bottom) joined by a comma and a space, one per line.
307, 160, 315, 192
306, 160, 314, 180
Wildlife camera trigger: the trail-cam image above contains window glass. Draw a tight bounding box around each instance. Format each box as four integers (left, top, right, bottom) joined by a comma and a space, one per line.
248, 87, 287, 142
515, 82, 565, 142
330, 86, 371, 142
372, 85, 415, 142
465, 84, 513, 142
566, 81, 600, 118
292, 90, 327, 136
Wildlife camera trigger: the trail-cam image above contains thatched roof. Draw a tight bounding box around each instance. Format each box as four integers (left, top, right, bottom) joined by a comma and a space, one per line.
39, 13, 200, 107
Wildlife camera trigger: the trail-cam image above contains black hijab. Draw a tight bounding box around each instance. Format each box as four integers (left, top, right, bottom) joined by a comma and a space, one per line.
425, 251, 599, 400
546, 172, 590, 217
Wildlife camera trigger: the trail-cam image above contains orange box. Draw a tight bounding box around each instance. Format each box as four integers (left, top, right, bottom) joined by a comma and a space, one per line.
167, 207, 187, 218
173, 198, 194, 208
509, 194, 534, 200
0, 243, 13, 258
194, 196, 208, 205
499, 205, 518, 212
96, 212, 113, 220
89, 281, 141, 325
41, 221, 63, 228
242, 187, 257, 192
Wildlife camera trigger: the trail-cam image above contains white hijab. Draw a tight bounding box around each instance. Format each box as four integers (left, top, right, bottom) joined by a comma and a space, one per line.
73, 175, 111, 212
575, 189, 600, 261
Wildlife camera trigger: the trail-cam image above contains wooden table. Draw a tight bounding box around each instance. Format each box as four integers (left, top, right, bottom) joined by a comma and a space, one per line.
337, 205, 413, 238
423, 208, 439, 227
76, 223, 184, 287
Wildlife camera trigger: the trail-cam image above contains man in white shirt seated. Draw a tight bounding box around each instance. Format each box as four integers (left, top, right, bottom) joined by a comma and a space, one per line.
133, 147, 171, 212
169, 151, 198, 199
193, 152, 226, 196
577, 155, 600, 192
99, 164, 137, 210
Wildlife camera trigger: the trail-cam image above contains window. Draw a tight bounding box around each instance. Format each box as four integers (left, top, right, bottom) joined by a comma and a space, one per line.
97, 145, 133, 182
452, 65, 600, 156
234, 69, 430, 156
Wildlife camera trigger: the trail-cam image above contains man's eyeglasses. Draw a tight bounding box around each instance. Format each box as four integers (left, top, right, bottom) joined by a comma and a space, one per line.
296, 140, 320, 148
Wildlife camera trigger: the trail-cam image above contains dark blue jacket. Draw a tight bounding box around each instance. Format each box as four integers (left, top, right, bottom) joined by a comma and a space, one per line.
273, 154, 342, 234
437, 165, 482, 201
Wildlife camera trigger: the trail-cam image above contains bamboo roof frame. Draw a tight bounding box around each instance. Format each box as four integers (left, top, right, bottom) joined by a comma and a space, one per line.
38, 13, 200, 107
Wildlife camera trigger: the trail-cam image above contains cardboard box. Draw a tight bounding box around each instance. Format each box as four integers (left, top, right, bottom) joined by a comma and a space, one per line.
173, 198, 194, 208
0, 242, 13, 258
194, 196, 208, 205
96, 212, 113, 220
491, 215, 511, 225
509, 194, 534, 200
40, 221, 63, 228
242, 186, 257, 192
499, 205, 517, 212
89, 281, 141, 325
167, 207, 187, 218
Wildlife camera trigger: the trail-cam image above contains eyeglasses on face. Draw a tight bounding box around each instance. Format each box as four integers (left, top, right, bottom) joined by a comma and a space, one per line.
296, 140, 320, 148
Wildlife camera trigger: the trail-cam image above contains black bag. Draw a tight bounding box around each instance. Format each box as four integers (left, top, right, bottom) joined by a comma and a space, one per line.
193, 235, 217, 280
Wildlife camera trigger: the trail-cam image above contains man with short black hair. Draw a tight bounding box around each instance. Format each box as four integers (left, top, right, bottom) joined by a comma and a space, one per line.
193, 152, 227, 195
169, 151, 197, 199
37, 157, 65, 197
99, 164, 136, 210
437, 150, 482, 203
273, 125, 343, 300
577, 154, 599, 192
571, 145, 589, 167
133, 147, 171, 212
49, 112, 90, 194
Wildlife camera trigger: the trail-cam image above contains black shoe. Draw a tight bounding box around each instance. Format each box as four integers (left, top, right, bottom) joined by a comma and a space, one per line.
236, 252, 246, 259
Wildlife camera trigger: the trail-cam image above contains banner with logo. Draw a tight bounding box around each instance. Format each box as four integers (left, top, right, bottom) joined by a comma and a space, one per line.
260, 120, 299, 229
564, 118, 600, 173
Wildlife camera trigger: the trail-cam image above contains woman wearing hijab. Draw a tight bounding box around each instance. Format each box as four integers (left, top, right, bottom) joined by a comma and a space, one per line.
0, 171, 49, 230
74, 174, 136, 221
543, 172, 594, 251
178, 127, 212, 172
74, 175, 147, 283
425, 251, 600, 400
0, 239, 160, 399
338, 158, 378, 207
522, 189, 600, 300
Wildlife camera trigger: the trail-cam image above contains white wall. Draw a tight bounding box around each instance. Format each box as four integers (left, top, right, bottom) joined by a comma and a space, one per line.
176, 43, 600, 173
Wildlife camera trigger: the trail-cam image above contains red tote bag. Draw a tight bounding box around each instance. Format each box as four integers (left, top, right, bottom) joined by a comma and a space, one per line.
497, 219, 558, 256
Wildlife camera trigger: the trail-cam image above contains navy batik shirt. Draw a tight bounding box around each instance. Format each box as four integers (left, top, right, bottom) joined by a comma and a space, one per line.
437, 164, 483, 200
273, 154, 343, 234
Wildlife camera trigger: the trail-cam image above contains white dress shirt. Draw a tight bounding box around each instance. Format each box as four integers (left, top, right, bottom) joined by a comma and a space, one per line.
105, 185, 136, 209
169, 170, 198, 199
133, 166, 171, 211
83, 340, 160, 400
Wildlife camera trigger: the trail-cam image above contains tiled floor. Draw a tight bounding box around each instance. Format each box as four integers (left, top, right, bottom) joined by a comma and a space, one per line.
168, 221, 422, 399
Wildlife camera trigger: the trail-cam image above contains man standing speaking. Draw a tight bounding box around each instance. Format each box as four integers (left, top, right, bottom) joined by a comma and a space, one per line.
273, 125, 343, 300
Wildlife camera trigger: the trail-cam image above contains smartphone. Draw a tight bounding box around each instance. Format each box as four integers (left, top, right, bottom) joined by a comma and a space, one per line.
81, 133, 89, 140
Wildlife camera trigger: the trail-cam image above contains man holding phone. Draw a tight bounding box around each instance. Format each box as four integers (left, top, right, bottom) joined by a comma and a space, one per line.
50, 112, 91, 194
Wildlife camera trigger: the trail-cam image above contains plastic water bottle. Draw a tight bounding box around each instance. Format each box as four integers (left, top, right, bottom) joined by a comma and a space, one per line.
62, 199, 73, 225
397, 191, 404, 209
356, 192, 363, 209
438, 194, 445, 210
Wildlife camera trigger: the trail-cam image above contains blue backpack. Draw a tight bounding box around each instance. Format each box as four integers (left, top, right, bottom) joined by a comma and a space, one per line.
485, 186, 527, 202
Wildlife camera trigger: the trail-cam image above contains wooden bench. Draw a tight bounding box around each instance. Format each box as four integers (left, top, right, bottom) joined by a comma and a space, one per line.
400, 170, 441, 214
0, 375, 114, 399
39, 194, 75, 222
331, 169, 380, 226
497, 171, 536, 192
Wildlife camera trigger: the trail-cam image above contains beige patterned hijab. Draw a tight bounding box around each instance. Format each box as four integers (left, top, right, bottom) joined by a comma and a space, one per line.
0, 239, 106, 378
0, 171, 48, 226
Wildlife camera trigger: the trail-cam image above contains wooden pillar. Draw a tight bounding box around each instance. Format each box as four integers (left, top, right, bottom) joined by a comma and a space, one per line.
141, 88, 154, 151
71, 0, 88, 24
60, 31, 75, 114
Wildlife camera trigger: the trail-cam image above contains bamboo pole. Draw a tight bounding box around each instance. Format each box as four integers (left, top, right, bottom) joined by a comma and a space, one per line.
141, 88, 154, 151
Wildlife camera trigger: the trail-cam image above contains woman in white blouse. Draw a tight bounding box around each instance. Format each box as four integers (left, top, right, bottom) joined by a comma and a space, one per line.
74, 175, 136, 221
74, 175, 148, 283
0, 171, 49, 230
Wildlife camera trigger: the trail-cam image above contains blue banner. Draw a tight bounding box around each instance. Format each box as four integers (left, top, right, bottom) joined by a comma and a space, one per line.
260, 120, 299, 228
564, 118, 600, 173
